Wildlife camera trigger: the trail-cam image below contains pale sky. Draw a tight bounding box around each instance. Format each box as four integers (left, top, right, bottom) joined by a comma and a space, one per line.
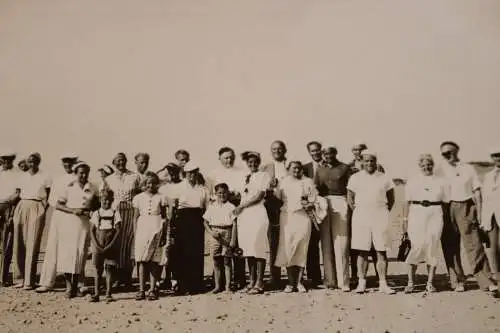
1, 0, 499, 179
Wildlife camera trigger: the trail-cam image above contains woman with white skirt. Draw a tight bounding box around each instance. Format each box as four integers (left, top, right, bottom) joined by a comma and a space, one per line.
233, 151, 271, 294
55, 162, 98, 298
402, 154, 447, 293
275, 161, 318, 293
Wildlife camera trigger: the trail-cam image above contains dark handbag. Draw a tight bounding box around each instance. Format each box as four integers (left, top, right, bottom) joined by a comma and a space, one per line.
397, 237, 411, 262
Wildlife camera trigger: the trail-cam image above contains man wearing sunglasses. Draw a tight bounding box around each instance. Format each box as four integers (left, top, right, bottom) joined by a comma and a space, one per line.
437, 141, 498, 297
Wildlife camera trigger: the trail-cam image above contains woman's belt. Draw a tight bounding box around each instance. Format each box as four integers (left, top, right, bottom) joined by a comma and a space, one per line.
409, 200, 442, 207
209, 225, 233, 229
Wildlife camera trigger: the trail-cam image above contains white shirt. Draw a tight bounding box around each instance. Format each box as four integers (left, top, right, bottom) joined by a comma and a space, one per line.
436, 162, 480, 201
0, 168, 20, 202
209, 166, 246, 194
18, 171, 52, 201
405, 174, 449, 203
481, 167, 500, 228
279, 176, 317, 212
59, 181, 97, 209
90, 208, 122, 230
203, 201, 236, 227
48, 173, 76, 206
273, 160, 288, 182
132, 192, 165, 216
347, 170, 394, 208
159, 182, 183, 201
170, 180, 209, 209
312, 161, 321, 178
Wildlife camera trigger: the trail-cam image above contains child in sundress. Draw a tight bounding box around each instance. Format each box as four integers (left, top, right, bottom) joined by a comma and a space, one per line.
203, 183, 237, 293
89, 189, 122, 303
132, 172, 167, 301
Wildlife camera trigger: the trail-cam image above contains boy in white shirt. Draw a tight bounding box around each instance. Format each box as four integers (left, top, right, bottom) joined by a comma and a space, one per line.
203, 183, 237, 293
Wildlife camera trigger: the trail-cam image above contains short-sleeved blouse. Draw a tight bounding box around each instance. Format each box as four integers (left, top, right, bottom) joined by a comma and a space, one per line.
280, 176, 317, 212
132, 192, 165, 216
106, 170, 141, 203
170, 180, 209, 209
18, 171, 52, 201
59, 181, 97, 209
405, 174, 448, 203
241, 171, 271, 204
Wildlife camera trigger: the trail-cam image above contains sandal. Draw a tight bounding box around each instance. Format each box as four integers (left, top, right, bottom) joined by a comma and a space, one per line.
247, 286, 264, 295
135, 291, 146, 301
283, 285, 294, 293
89, 295, 100, 303
105, 295, 115, 303
147, 290, 159, 301
426, 284, 436, 293
404, 285, 414, 294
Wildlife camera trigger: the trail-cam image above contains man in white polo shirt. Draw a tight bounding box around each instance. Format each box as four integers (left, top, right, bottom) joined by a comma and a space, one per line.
437, 141, 498, 296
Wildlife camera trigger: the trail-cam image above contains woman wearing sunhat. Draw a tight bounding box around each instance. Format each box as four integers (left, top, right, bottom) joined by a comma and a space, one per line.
36, 153, 79, 293
170, 161, 209, 294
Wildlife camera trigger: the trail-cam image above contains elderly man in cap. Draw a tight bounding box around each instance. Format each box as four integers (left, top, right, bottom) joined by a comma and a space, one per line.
481, 146, 500, 282
348, 143, 385, 283
436, 141, 498, 296
36, 153, 80, 293
347, 151, 396, 294
0, 150, 20, 286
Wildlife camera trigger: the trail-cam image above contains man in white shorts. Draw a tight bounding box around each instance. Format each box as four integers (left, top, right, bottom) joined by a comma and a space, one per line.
347, 151, 395, 294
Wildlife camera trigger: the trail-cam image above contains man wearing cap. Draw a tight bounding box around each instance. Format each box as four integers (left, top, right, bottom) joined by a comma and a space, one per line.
436, 141, 498, 295
207, 147, 246, 289
347, 151, 396, 294
481, 147, 500, 281
36, 153, 79, 293
302, 141, 324, 287
261, 140, 288, 288
315, 146, 352, 291
348, 143, 384, 282
0, 151, 20, 286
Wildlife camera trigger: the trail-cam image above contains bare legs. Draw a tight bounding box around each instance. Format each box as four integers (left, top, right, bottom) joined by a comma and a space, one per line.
284, 266, 306, 292
212, 257, 232, 293
356, 250, 394, 294
137, 262, 161, 300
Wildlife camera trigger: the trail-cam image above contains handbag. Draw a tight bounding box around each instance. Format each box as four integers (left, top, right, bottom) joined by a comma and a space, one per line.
397, 237, 411, 262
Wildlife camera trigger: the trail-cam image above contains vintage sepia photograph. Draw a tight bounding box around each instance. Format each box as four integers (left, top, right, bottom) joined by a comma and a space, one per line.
0, 0, 499, 332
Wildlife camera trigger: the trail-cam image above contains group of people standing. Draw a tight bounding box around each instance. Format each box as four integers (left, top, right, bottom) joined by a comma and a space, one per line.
0, 139, 499, 302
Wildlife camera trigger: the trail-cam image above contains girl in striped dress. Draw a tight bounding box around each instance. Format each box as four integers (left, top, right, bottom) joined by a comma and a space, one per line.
106, 153, 141, 288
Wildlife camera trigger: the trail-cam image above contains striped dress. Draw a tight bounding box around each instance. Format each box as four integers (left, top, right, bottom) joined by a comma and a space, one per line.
106, 170, 141, 278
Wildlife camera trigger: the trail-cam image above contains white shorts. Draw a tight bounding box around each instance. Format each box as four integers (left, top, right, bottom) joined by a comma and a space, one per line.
351, 206, 390, 252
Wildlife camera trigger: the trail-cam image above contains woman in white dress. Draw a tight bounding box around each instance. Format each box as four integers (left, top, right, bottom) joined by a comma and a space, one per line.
233, 151, 271, 294
402, 154, 447, 293
275, 161, 318, 293
55, 162, 98, 298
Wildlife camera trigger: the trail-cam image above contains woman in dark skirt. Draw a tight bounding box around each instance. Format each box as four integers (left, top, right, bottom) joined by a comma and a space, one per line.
105, 153, 141, 288
170, 162, 209, 294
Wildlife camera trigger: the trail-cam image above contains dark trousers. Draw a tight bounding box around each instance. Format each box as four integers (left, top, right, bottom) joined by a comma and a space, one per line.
265, 201, 281, 285
442, 199, 492, 290
306, 227, 322, 284
233, 234, 246, 287
175, 208, 205, 292
0, 203, 14, 285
